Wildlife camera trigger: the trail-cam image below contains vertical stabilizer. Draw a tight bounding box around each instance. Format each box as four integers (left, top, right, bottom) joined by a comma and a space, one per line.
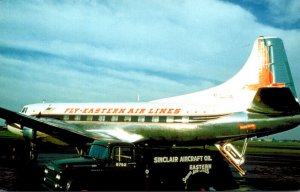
152, 36, 297, 105
264, 37, 297, 98
242, 37, 297, 98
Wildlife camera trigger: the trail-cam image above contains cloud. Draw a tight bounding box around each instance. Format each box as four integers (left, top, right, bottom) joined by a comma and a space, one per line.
0, 0, 299, 138
223, 0, 300, 29
265, 0, 300, 27
1, 1, 299, 96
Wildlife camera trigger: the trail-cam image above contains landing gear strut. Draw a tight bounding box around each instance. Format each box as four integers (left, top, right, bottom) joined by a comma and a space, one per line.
22, 126, 39, 163
215, 138, 248, 176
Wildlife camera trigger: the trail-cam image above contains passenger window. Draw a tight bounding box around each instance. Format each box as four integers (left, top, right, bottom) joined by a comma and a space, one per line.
124, 116, 131, 122
152, 116, 159, 123
75, 115, 81, 121
138, 116, 145, 122
112, 147, 133, 162
131, 116, 138, 122
159, 116, 167, 123
69, 116, 75, 121
174, 116, 182, 123
54, 115, 63, 120
145, 116, 152, 122
111, 116, 118, 122
118, 116, 125, 122
87, 116, 93, 121
105, 116, 112, 122
166, 116, 174, 123
182, 116, 189, 123
98, 116, 105, 121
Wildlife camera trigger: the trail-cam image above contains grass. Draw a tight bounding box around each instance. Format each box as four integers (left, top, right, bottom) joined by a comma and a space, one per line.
232, 140, 300, 154
0, 128, 24, 141
0, 129, 21, 138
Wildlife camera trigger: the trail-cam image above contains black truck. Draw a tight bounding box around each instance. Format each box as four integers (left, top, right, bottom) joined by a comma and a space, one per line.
42, 140, 237, 191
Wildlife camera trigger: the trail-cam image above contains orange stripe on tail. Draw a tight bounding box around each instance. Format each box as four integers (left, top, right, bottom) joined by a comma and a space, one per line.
244, 38, 285, 91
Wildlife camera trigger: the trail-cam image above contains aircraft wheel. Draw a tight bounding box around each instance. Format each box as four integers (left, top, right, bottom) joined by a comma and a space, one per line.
29, 141, 38, 161
24, 140, 38, 163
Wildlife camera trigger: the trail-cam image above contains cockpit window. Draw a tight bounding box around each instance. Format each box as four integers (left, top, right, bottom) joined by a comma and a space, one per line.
21, 107, 28, 113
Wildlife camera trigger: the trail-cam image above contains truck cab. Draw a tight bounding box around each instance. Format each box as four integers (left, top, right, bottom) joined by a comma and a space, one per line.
43, 141, 237, 191
43, 141, 140, 191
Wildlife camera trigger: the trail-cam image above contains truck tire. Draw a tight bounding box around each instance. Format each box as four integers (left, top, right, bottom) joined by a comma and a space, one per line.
185, 172, 211, 191
65, 179, 88, 191
65, 179, 74, 191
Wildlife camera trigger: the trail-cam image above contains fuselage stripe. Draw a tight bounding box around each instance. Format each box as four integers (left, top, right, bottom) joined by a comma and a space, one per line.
35, 114, 229, 124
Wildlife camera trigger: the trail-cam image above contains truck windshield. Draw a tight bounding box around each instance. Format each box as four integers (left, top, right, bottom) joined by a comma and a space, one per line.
88, 145, 109, 160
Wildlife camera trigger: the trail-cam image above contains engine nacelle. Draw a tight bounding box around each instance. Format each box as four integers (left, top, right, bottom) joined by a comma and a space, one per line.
23, 127, 36, 140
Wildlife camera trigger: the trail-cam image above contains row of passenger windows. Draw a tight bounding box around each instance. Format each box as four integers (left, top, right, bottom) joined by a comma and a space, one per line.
44, 115, 209, 123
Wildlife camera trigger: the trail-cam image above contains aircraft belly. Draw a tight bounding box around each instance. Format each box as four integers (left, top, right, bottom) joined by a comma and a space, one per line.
83, 122, 239, 143
85, 123, 198, 142
76, 113, 300, 144
248, 114, 300, 137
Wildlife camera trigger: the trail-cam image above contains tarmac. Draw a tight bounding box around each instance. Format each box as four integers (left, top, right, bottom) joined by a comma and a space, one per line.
0, 137, 299, 191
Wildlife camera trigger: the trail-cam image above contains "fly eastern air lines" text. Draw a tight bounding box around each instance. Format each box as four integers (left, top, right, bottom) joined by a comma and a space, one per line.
64, 108, 181, 115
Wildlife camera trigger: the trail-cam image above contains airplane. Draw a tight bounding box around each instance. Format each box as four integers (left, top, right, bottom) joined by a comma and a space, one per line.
0, 36, 300, 176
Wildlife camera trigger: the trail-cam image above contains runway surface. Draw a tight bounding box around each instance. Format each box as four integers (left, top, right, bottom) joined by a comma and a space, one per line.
0, 140, 299, 191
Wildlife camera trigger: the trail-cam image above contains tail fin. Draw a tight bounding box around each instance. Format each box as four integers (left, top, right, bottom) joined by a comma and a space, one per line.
240, 36, 297, 98
216, 36, 297, 98
152, 36, 297, 104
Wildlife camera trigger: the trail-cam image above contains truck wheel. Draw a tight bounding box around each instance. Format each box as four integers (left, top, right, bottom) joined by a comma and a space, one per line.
65, 180, 74, 191
65, 179, 87, 191
185, 173, 211, 191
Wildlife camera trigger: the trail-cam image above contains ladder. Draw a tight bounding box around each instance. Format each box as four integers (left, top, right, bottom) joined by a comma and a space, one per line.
215, 138, 248, 176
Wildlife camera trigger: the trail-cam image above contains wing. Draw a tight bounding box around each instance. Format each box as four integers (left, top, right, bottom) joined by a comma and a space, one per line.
0, 107, 117, 145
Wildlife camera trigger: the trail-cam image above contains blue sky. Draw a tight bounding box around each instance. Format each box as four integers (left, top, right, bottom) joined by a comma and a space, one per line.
0, 0, 299, 139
